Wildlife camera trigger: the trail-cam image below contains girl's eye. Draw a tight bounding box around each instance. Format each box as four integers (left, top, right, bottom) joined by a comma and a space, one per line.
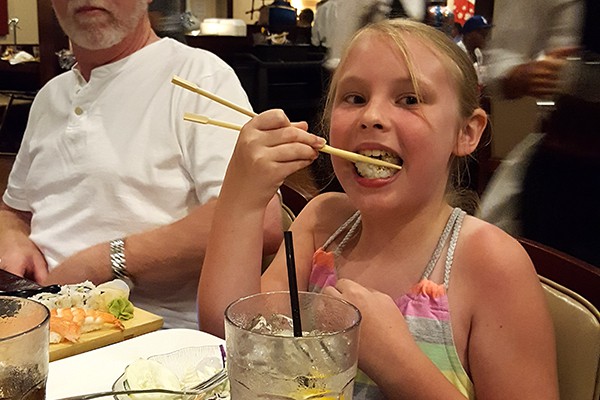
343, 94, 366, 105
399, 95, 420, 106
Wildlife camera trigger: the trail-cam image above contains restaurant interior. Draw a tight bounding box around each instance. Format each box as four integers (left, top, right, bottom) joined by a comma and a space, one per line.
0, 0, 515, 199
0, 1, 599, 399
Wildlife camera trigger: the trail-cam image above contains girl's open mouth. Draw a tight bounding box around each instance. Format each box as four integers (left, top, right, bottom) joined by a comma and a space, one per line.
355, 149, 403, 179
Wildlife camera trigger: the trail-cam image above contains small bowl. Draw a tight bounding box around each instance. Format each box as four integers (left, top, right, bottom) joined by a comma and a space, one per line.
112, 345, 228, 399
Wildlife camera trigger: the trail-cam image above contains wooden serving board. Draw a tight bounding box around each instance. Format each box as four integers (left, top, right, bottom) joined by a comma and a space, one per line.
49, 307, 164, 362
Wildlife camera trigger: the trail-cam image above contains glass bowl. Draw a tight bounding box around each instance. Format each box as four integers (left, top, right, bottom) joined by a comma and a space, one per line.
112, 345, 229, 399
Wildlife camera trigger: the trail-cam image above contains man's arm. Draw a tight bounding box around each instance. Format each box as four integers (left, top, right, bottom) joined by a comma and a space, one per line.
0, 201, 48, 281
44, 195, 283, 287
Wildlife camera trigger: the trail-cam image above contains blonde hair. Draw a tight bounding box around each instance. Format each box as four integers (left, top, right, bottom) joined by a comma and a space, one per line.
319, 19, 483, 213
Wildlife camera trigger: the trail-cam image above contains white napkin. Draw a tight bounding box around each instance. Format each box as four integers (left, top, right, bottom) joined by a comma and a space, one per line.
9, 50, 36, 65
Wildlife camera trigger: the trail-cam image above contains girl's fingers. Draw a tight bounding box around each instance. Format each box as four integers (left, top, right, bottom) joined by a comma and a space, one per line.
323, 286, 342, 298
246, 110, 325, 149
249, 109, 291, 131
269, 143, 320, 163
291, 120, 309, 131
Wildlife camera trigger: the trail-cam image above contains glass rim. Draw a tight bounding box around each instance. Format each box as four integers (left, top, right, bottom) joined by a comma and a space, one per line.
0, 295, 50, 342
224, 290, 362, 337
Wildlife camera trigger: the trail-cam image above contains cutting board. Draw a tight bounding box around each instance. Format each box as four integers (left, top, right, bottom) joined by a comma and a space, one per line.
49, 307, 164, 362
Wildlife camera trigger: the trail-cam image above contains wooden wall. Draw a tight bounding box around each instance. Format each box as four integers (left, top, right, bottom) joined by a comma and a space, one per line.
0, 0, 8, 36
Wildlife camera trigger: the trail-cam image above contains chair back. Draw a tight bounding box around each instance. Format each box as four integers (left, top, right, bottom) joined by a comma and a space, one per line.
280, 202, 295, 232
519, 237, 600, 309
539, 276, 600, 400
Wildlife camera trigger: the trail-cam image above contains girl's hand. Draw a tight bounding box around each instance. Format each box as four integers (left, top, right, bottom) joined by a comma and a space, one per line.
323, 279, 415, 376
223, 109, 325, 208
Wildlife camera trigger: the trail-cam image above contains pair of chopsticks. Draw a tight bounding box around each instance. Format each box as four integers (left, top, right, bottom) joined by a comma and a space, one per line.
171, 75, 401, 171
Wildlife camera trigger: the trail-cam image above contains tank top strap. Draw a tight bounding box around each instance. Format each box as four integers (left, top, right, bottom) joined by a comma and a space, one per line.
322, 210, 362, 256
420, 208, 466, 288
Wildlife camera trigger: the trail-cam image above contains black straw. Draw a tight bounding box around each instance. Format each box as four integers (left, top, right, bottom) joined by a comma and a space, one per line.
284, 231, 302, 337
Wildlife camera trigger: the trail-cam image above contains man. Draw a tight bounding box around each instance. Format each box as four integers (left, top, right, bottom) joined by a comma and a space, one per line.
0, 0, 283, 329
457, 15, 492, 64
297, 8, 314, 28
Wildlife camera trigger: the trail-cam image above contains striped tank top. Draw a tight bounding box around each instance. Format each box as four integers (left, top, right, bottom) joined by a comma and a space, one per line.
308, 208, 475, 399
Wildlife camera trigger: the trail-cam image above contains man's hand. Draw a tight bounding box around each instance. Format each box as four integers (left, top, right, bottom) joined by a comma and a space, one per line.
0, 241, 48, 283
502, 47, 579, 99
0, 204, 49, 282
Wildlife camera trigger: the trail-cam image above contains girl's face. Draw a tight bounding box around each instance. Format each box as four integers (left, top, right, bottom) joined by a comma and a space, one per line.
330, 32, 465, 212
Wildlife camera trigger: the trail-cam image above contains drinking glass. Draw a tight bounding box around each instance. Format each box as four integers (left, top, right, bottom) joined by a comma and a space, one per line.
0, 296, 50, 400
225, 291, 361, 400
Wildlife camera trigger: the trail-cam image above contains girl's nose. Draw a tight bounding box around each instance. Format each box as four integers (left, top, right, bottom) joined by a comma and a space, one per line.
360, 106, 386, 130
361, 121, 384, 130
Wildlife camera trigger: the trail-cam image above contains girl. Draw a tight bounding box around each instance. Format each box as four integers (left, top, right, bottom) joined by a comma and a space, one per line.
198, 19, 558, 400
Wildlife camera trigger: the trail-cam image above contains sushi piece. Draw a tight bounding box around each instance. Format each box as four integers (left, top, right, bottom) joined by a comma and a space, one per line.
49, 307, 124, 343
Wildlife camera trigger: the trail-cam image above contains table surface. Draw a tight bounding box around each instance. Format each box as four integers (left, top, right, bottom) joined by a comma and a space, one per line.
47, 329, 224, 399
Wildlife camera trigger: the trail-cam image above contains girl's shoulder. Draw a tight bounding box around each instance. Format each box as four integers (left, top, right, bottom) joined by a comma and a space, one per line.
455, 215, 539, 296
297, 191, 355, 221
293, 192, 358, 244
460, 215, 534, 272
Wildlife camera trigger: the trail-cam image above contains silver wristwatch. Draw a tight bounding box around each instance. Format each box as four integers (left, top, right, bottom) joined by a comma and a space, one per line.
110, 238, 134, 289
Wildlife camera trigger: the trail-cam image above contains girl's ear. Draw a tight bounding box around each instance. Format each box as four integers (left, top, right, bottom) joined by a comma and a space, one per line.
455, 108, 487, 156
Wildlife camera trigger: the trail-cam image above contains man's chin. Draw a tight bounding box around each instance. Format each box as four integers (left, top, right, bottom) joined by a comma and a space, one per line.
71, 31, 124, 50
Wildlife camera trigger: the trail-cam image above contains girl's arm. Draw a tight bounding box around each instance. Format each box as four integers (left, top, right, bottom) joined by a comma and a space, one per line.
325, 280, 468, 400
197, 109, 325, 338
465, 227, 559, 399
325, 223, 558, 399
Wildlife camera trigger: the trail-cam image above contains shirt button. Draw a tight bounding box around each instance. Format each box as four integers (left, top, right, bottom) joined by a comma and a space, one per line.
74, 107, 84, 115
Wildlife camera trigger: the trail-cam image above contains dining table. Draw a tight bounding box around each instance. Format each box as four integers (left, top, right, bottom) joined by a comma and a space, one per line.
46, 328, 225, 399
0, 270, 222, 399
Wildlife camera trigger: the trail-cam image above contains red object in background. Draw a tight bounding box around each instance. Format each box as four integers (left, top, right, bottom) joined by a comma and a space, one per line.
452, 0, 476, 25
0, 0, 7, 36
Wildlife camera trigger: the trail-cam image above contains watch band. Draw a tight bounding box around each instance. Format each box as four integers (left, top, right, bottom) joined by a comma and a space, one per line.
110, 238, 134, 288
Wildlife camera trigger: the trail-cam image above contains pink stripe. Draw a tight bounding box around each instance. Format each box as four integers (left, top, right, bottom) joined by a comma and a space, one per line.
396, 293, 450, 321
308, 264, 338, 292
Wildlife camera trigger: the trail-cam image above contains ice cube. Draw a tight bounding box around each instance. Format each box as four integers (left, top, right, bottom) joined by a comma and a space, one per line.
248, 313, 295, 335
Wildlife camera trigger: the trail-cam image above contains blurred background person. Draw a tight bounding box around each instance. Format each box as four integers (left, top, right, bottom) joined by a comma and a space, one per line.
312, 0, 427, 71
311, 0, 336, 64
520, 0, 599, 266
452, 21, 463, 43
295, 8, 314, 44
457, 15, 492, 64
457, 15, 492, 86
478, 0, 600, 267
297, 8, 314, 27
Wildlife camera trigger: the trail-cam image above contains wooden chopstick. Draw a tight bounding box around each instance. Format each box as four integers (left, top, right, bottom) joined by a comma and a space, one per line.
184, 112, 402, 171
174, 76, 401, 171
184, 113, 244, 131
172, 75, 257, 118
318, 146, 401, 170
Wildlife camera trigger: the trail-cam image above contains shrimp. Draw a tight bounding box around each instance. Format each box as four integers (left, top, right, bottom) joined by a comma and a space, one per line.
49, 307, 124, 343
